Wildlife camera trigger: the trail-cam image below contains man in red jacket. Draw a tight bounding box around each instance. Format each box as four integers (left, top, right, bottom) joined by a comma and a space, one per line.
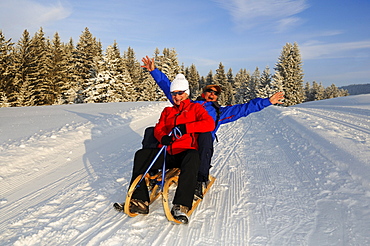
116, 74, 215, 224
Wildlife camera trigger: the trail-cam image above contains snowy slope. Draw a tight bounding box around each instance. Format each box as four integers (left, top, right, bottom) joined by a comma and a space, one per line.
0, 95, 369, 246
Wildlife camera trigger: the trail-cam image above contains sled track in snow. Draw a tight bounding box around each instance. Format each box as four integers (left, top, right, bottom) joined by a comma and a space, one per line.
295, 107, 370, 135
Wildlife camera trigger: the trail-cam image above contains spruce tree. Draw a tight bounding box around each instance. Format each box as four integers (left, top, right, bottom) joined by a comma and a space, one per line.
249, 67, 260, 100
275, 42, 304, 106
123, 47, 140, 84
199, 76, 206, 92
138, 68, 158, 101
312, 81, 325, 101
225, 68, 236, 104
0, 31, 14, 105
256, 66, 272, 98
155, 48, 181, 82
11, 29, 35, 106
0, 92, 10, 107
206, 70, 214, 85
324, 84, 342, 99
339, 88, 349, 97
26, 28, 55, 106
73, 27, 101, 103
234, 68, 251, 103
64, 38, 79, 103
214, 62, 231, 105
84, 43, 133, 103
186, 64, 200, 100
51, 32, 69, 105
304, 82, 315, 102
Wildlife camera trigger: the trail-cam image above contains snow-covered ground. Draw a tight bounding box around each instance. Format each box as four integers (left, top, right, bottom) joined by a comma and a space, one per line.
0, 95, 369, 246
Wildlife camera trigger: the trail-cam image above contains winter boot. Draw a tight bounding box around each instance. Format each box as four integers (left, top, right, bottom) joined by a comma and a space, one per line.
129, 199, 149, 214
113, 199, 149, 214
171, 204, 189, 224
113, 202, 124, 212
194, 181, 210, 200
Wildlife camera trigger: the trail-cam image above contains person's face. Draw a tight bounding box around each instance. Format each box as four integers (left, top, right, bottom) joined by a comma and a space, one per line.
203, 87, 219, 102
171, 90, 189, 105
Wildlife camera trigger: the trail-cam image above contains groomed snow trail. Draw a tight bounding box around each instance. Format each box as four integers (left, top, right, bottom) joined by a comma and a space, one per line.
0, 95, 369, 245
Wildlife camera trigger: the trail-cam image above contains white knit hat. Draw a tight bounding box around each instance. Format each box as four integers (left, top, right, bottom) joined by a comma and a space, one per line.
170, 74, 190, 95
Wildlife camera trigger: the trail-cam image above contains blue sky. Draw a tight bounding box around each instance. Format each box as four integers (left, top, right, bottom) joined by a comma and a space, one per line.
1, 0, 369, 87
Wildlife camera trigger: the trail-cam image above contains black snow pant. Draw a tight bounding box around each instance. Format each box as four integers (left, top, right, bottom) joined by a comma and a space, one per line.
142, 127, 214, 182
196, 132, 214, 182
130, 148, 200, 209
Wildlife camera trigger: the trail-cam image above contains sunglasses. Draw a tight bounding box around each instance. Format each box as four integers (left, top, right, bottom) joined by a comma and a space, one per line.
205, 89, 219, 96
171, 90, 186, 96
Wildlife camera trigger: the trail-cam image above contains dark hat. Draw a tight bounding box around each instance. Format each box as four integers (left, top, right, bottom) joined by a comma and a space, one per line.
203, 84, 221, 94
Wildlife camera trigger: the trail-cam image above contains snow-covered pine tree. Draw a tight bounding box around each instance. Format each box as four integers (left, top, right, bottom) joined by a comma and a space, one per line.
50, 32, 69, 105
339, 88, 349, 97
11, 29, 35, 106
275, 42, 304, 106
304, 82, 309, 101
123, 46, 141, 97
0, 31, 14, 107
185, 64, 200, 100
199, 76, 206, 92
270, 70, 284, 105
234, 68, 251, 103
226, 68, 236, 105
206, 70, 214, 85
304, 82, 315, 102
73, 27, 101, 103
0, 92, 10, 107
110, 43, 136, 102
324, 84, 343, 99
155, 48, 181, 82
137, 68, 158, 101
249, 67, 260, 100
214, 62, 231, 105
256, 66, 272, 98
84, 43, 134, 103
24, 28, 52, 105
312, 81, 325, 101
151, 48, 181, 101
63, 38, 79, 104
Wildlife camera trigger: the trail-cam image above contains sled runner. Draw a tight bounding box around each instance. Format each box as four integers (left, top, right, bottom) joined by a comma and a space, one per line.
114, 146, 216, 224
162, 172, 216, 223
121, 167, 215, 224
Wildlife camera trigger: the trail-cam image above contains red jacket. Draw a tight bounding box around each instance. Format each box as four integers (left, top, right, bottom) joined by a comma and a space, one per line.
154, 99, 215, 155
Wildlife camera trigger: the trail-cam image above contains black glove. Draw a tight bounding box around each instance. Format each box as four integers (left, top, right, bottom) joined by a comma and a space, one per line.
175, 124, 187, 134
161, 135, 173, 146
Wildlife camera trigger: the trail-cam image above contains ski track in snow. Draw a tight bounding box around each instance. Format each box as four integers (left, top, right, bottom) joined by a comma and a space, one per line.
0, 95, 370, 245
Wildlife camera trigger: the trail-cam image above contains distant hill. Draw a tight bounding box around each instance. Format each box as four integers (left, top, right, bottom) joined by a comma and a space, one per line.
340, 83, 370, 95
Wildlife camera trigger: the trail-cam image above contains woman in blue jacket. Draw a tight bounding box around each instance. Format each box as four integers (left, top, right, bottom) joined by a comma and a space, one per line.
141, 56, 284, 198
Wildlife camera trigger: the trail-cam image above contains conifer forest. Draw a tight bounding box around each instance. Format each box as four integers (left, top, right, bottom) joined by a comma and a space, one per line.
0, 27, 349, 108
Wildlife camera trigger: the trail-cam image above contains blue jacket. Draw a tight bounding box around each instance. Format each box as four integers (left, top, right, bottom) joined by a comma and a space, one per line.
150, 68, 272, 139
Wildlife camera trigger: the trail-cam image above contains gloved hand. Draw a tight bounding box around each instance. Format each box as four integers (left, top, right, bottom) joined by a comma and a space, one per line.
161, 135, 173, 146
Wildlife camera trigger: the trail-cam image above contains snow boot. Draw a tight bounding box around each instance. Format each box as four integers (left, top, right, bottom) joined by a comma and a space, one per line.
113, 199, 149, 214
113, 202, 124, 212
171, 204, 189, 224
194, 181, 209, 200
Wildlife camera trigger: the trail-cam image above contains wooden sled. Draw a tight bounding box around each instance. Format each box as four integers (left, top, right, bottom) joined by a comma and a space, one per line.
123, 168, 216, 223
